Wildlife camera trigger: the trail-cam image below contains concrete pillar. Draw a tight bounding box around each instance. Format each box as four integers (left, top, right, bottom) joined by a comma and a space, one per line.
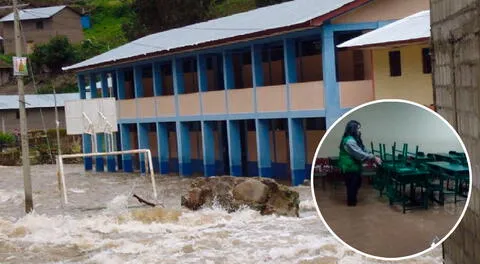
256, 119, 272, 177
227, 120, 242, 176
137, 123, 149, 173
176, 121, 192, 176
100, 72, 108, 97
156, 122, 169, 174
95, 134, 104, 172
134, 65, 144, 98
78, 74, 86, 99
283, 38, 297, 84
322, 25, 341, 128
288, 118, 306, 186
89, 73, 97, 98
120, 124, 133, 172
116, 69, 126, 99
201, 121, 216, 177
153, 62, 162, 96
82, 134, 92, 171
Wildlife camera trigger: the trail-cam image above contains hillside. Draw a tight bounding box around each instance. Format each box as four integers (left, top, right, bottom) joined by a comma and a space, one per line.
0, 0, 288, 95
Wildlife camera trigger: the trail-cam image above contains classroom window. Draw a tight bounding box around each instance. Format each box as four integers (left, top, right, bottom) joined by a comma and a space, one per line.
422, 48, 432, 74
389, 51, 401, 77
36, 21, 44, 30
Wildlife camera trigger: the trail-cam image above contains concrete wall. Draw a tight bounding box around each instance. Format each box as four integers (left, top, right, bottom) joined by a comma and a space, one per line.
0, 107, 66, 132
431, 0, 480, 263
373, 44, 433, 105
2, 8, 84, 54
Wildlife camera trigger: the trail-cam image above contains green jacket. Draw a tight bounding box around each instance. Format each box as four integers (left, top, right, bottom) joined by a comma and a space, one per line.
338, 136, 373, 173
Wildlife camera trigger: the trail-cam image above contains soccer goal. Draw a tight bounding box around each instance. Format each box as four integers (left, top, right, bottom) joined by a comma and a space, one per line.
58, 98, 157, 204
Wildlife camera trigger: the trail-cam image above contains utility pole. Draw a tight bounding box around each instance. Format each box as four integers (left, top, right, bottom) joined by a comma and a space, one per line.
13, 0, 33, 213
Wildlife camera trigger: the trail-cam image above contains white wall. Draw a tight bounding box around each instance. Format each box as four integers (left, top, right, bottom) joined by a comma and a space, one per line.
318, 102, 464, 158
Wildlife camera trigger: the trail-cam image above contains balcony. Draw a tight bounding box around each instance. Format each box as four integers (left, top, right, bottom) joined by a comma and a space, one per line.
290, 81, 324, 110
257, 85, 287, 112
339, 80, 374, 108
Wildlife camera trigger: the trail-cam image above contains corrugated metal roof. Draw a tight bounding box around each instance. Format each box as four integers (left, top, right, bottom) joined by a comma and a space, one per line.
0, 5, 66, 22
63, 0, 355, 71
338, 10, 430, 48
0, 93, 88, 110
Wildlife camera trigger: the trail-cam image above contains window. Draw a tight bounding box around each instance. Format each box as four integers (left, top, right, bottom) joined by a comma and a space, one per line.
389, 51, 402, 77
36, 21, 43, 29
422, 48, 432, 74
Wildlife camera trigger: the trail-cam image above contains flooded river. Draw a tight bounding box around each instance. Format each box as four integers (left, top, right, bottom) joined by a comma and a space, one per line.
0, 165, 442, 263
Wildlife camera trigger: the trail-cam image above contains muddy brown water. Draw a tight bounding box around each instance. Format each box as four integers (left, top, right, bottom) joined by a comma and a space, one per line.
0, 165, 442, 263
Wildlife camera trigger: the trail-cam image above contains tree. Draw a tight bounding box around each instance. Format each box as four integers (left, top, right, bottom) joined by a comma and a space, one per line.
130, 0, 214, 35
30, 36, 76, 74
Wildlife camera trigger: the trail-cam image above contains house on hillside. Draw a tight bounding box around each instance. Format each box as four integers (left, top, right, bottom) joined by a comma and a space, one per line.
0, 93, 85, 133
0, 5, 84, 54
338, 10, 433, 107
0, 59, 11, 85
63, 0, 430, 185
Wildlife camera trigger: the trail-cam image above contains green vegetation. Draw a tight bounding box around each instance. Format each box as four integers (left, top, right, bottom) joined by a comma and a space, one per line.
0, 132, 15, 151
83, 0, 135, 49
208, 0, 257, 18
0, 54, 13, 65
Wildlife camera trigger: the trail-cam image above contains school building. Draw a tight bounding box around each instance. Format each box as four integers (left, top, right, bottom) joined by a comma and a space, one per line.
63, 0, 430, 185
338, 10, 433, 106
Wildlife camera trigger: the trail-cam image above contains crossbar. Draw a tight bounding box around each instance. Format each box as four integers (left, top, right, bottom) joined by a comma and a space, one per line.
56, 149, 157, 205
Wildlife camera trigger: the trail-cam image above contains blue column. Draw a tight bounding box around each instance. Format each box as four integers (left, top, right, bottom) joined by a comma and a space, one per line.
89, 73, 97, 98
227, 120, 242, 176
172, 58, 184, 117
322, 25, 341, 128
283, 38, 297, 84
288, 118, 306, 186
197, 55, 207, 92
77, 74, 86, 99
134, 65, 144, 98
255, 119, 272, 177
153, 63, 162, 96
251, 45, 263, 113
101, 72, 109, 97
120, 124, 133, 172
116, 69, 126, 99
111, 71, 118, 99
176, 121, 192, 176
95, 133, 104, 172
173, 58, 185, 94
201, 121, 216, 177
107, 139, 116, 173
82, 134, 92, 170
251, 45, 264, 87
156, 122, 169, 174
137, 123, 149, 173
223, 51, 234, 89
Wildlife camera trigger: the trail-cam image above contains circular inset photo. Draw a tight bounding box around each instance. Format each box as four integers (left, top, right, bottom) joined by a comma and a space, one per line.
311, 99, 471, 260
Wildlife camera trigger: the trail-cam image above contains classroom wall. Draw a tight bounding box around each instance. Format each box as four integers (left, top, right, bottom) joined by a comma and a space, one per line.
373, 44, 433, 105
318, 102, 464, 157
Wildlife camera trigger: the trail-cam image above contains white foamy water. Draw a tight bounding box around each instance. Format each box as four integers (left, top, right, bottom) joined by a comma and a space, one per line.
0, 165, 442, 263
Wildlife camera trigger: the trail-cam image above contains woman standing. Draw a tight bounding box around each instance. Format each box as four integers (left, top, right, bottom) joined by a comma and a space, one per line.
338, 120, 382, 206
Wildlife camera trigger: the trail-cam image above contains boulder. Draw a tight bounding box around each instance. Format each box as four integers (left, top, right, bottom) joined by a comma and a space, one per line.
181, 176, 299, 217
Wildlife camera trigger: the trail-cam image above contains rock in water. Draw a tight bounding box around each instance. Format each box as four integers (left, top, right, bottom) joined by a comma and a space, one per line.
181, 176, 299, 217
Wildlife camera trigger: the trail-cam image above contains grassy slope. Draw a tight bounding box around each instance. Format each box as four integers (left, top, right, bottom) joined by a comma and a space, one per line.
83, 0, 132, 49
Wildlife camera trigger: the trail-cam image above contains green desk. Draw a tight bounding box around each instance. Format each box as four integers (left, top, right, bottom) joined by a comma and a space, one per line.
433, 153, 467, 163
386, 166, 430, 213
425, 161, 469, 204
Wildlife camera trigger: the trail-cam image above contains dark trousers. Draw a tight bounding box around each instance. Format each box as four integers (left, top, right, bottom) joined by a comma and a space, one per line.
344, 171, 362, 206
